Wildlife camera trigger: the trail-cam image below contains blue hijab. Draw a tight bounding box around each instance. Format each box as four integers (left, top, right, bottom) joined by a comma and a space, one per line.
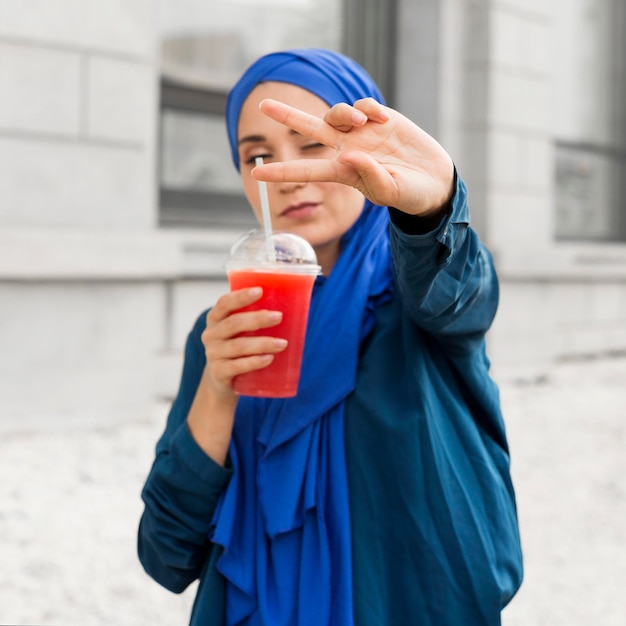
213, 49, 393, 625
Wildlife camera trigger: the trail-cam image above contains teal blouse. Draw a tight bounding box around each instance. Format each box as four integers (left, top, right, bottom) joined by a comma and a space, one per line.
138, 178, 523, 625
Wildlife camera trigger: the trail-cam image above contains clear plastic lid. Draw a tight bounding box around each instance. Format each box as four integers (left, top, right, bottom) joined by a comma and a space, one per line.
224, 228, 321, 274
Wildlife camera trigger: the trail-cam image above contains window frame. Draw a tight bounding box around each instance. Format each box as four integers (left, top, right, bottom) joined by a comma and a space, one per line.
157, 0, 399, 229
552, 0, 626, 243
158, 78, 256, 229
342, 0, 398, 106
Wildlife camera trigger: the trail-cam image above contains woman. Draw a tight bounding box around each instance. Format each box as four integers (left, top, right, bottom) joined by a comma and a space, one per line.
138, 48, 523, 625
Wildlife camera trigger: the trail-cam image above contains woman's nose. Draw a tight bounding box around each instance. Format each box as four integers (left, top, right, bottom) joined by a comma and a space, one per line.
273, 149, 306, 193
276, 179, 305, 194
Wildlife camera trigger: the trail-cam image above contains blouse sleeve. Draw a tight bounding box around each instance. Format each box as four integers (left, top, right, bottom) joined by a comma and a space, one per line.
137, 311, 233, 593
389, 171, 500, 355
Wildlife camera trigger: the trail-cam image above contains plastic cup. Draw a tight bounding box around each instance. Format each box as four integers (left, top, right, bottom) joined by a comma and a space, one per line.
224, 229, 321, 398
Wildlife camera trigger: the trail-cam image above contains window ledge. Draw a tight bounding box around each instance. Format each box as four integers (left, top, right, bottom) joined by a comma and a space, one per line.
496, 242, 626, 282
0, 227, 241, 282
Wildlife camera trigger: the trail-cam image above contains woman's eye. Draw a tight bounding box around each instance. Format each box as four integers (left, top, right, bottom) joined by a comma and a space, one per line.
244, 153, 271, 165
302, 143, 326, 152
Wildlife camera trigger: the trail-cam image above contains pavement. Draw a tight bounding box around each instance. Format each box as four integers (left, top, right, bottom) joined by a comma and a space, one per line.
500, 355, 626, 626
1, 355, 625, 625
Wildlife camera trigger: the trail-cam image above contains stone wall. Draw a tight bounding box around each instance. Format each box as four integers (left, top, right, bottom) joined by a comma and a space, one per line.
1, 1, 625, 428
0, 0, 169, 427
396, 0, 626, 381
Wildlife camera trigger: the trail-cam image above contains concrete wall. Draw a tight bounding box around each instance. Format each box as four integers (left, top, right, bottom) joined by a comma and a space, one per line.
397, 0, 626, 380
0, 0, 172, 428
2, 0, 625, 428
0, 1, 158, 229
481, 1, 626, 378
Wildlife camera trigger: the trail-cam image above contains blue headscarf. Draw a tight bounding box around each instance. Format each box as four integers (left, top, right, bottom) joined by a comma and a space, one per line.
213, 49, 393, 626
225, 48, 385, 170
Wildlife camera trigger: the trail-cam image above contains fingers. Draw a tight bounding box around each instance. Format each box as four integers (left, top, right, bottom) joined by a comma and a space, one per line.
207, 338, 285, 384
259, 97, 389, 137
322, 102, 368, 132
259, 98, 337, 146
254, 97, 393, 187
255, 96, 452, 215
202, 289, 288, 393
350, 98, 391, 124
336, 149, 401, 206
208, 286, 259, 319
205, 288, 285, 346
253, 157, 359, 186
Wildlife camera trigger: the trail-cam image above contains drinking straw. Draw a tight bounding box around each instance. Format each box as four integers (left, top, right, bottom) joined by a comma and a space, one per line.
255, 156, 276, 263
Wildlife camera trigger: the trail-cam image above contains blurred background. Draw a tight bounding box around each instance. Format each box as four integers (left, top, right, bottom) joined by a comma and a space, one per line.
2, 0, 625, 425
0, 0, 625, 624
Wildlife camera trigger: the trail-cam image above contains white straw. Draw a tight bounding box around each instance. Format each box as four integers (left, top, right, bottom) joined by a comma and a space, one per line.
255, 156, 276, 263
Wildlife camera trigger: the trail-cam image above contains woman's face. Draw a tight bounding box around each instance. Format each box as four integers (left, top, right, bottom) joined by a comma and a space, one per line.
236, 81, 365, 274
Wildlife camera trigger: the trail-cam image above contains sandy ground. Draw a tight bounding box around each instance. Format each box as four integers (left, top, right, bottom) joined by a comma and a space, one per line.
1, 355, 625, 625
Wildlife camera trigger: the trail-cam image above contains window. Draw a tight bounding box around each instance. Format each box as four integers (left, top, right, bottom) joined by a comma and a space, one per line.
159, 78, 254, 228
157, 0, 346, 228
552, 0, 626, 241
342, 0, 398, 106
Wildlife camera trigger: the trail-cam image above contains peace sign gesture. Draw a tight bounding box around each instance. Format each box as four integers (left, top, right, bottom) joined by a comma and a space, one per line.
252, 97, 455, 217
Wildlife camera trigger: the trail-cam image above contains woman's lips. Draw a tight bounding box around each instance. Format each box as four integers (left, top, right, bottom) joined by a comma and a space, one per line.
280, 202, 318, 219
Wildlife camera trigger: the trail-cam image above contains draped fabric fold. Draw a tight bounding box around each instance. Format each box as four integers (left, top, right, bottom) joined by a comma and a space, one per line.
211, 201, 394, 626
209, 49, 393, 626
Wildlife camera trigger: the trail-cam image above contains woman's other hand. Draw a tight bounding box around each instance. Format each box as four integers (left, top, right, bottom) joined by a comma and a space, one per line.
201, 287, 287, 399
187, 288, 286, 465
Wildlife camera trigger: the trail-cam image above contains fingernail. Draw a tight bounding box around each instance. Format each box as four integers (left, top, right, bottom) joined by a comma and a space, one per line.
248, 287, 262, 297
352, 110, 367, 124
274, 338, 288, 349
268, 311, 283, 322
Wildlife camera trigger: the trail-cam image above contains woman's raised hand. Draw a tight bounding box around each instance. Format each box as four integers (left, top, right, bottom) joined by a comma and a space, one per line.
252, 97, 455, 217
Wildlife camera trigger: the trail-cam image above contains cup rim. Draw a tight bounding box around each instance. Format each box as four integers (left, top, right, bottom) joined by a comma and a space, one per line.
225, 262, 322, 275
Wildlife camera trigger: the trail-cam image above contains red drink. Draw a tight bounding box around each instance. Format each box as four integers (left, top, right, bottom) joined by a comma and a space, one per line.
228, 269, 316, 397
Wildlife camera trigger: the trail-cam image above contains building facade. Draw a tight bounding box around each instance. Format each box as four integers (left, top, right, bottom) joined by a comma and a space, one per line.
1, 0, 625, 427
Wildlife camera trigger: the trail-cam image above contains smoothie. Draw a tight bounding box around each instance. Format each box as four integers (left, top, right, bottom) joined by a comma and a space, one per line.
228, 268, 316, 397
